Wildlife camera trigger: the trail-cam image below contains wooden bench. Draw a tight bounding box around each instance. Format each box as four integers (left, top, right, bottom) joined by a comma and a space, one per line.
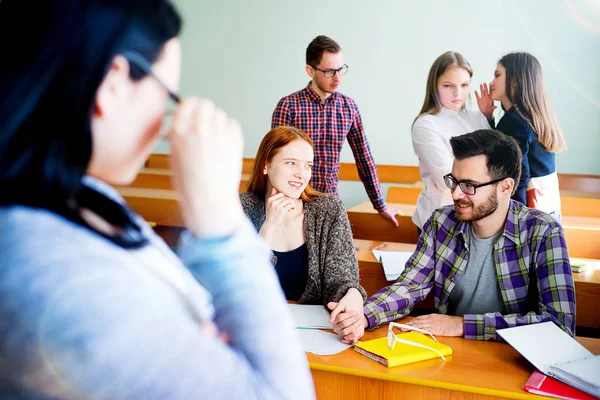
145, 154, 422, 184
354, 239, 600, 330
145, 154, 256, 174
145, 153, 600, 191
145, 154, 600, 215
118, 186, 600, 259
126, 169, 251, 192
560, 173, 600, 195
348, 201, 600, 259
347, 202, 420, 244
127, 171, 600, 221
387, 186, 600, 218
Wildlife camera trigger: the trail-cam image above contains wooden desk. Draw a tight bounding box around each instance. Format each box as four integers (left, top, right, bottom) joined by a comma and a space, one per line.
347, 202, 419, 244
354, 239, 600, 330
387, 187, 600, 218
145, 154, 600, 193
348, 201, 600, 259
125, 169, 251, 191
307, 323, 600, 400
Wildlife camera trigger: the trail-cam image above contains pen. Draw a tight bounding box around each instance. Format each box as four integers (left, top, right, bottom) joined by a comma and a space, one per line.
373, 242, 388, 251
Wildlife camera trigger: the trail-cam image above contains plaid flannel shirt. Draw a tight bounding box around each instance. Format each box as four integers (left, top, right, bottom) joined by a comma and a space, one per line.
272, 82, 386, 211
364, 200, 576, 340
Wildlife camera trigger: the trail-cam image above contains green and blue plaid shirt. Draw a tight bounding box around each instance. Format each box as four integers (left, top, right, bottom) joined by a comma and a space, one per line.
364, 200, 576, 340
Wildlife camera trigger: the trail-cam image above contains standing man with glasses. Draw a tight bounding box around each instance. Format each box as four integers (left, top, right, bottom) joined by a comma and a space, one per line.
271, 35, 401, 227
330, 129, 576, 343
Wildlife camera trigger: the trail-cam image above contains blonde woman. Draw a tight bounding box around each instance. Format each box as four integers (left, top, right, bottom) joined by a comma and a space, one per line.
477, 52, 566, 219
411, 51, 490, 231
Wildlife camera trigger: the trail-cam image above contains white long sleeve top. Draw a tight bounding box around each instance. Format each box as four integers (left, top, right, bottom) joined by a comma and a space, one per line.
411, 107, 490, 229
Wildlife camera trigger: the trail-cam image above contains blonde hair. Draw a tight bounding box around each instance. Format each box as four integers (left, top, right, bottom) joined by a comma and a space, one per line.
499, 52, 566, 152
413, 51, 473, 126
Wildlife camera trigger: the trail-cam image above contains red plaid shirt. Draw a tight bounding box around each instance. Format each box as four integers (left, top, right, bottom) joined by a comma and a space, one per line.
271, 82, 386, 211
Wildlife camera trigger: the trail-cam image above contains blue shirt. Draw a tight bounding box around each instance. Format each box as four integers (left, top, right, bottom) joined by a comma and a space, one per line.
0, 177, 315, 399
497, 106, 556, 206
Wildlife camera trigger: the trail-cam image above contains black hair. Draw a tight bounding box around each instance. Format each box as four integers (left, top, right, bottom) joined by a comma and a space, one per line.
450, 129, 522, 193
0, 0, 181, 213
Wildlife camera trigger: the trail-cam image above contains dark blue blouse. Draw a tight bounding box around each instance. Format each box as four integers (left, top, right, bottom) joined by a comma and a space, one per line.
273, 243, 308, 301
497, 105, 556, 205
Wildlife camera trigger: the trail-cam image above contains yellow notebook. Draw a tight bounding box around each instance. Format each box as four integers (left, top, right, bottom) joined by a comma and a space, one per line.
354, 331, 452, 367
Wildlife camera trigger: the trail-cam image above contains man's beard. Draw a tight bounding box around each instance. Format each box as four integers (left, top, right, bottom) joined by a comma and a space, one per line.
454, 190, 499, 222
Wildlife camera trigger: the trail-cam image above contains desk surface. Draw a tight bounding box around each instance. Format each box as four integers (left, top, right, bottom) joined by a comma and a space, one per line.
307, 323, 600, 400
349, 201, 416, 216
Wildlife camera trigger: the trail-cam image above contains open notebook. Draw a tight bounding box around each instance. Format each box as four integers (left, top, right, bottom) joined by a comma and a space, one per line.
497, 322, 600, 398
371, 249, 413, 281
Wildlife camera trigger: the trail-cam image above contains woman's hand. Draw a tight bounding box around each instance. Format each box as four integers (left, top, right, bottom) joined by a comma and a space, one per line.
168, 98, 245, 238
475, 82, 497, 121
327, 288, 365, 344
259, 188, 295, 243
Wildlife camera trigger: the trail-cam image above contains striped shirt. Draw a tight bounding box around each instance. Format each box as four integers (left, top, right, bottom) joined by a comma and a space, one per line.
272, 82, 386, 211
364, 200, 576, 341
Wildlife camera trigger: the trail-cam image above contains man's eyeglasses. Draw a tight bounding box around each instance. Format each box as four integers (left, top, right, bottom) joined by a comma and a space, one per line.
311, 64, 349, 78
122, 51, 181, 104
443, 174, 507, 196
387, 322, 447, 362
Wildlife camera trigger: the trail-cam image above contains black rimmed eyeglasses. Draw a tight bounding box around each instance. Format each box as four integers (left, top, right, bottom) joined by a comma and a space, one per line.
122, 51, 181, 104
443, 173, 507, 195
311, 64, 349, 78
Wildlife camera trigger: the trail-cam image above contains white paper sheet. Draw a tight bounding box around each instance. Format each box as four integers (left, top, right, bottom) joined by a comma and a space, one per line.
296, 329, 351, 355
287, 304, 331, 329
496, 322, 593, 375
371, 250, 412, 281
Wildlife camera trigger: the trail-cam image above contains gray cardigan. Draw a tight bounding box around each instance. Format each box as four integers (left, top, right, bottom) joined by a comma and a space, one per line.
240, 191, 367, 305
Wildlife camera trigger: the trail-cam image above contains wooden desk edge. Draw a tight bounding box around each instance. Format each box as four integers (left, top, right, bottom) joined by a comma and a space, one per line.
308, 360, 538, 400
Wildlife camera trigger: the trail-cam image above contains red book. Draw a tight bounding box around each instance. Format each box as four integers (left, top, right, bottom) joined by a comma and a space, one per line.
524, 370, 597, 400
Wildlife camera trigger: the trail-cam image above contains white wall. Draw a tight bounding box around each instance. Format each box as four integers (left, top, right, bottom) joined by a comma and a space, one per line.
158, 0, 600, 208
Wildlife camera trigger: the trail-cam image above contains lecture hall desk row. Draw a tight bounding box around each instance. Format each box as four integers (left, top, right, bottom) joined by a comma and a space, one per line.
353, 239, 600, 330
144, 154, 600, 197
386, 186, 600, 218
114, 185, 600, 260
113, 186, 600, 330
307, 319, 600, 400
117, 186, 600, 261
347, 201, 600, 260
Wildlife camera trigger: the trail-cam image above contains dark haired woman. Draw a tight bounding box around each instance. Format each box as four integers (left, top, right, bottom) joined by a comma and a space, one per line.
0, 1, 314, 398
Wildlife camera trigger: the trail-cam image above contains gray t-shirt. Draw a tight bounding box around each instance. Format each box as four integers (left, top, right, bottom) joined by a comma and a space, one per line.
449, 225, 505, 316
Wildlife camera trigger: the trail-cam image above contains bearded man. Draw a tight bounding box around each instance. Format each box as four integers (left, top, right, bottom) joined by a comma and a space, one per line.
332, 129, 576, 342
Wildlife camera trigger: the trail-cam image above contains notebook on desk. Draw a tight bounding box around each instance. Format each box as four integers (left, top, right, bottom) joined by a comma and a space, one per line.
371, 249, 412, 281
497, 322, 600, 398
569, 258, 597, 273
354, 331, 452, 368
524, 370, 597, 400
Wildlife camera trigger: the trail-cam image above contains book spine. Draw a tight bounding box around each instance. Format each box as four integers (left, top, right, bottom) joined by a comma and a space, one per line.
353, 347, 389, 367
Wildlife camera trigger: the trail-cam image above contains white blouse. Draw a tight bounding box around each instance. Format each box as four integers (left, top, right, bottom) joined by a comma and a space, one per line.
411, 107, 490, 229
